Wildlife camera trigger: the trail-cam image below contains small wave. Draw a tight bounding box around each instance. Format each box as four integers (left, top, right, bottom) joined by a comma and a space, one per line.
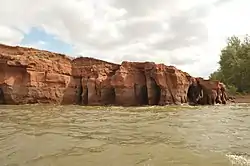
226, 154, 250, 166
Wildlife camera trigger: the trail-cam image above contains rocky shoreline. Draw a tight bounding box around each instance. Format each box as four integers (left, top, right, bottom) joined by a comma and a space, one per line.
0, 43, 228, 106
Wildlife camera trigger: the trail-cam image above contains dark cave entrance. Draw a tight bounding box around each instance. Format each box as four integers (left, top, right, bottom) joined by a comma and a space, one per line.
109, 87, 116, 105
140, 85, 149, 105
82, 86, 88, 105
187, 85, 193, 103
152, 79, 161, 105
77, 81, 83, 105
0, 85, 5, 104
101, 87, 116, 105
187, 83, 203, 105
135, 72, 150, 106
148, 77, 161, 105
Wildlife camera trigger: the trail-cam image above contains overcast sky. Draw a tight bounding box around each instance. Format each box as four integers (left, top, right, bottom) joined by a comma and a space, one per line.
0, 0, 249, 77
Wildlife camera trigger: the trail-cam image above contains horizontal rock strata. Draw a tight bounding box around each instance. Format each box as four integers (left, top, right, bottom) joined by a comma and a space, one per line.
0, 43, 228, 106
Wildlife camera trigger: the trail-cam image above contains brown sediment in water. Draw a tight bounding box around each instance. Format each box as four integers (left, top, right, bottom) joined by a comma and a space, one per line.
1, 104, 249, 165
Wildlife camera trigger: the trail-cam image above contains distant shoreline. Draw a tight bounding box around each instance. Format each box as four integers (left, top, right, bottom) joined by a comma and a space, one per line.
232, 94, 250, 103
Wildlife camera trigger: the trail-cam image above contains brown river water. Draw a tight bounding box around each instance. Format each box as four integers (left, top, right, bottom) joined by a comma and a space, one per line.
0, 104, 250, 166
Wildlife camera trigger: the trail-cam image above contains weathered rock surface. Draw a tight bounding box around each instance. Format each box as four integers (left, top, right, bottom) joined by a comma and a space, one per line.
72, 57, 119, 106
187, 77, 228, 105
0, 43, 228, 106
0, 44, 76, 104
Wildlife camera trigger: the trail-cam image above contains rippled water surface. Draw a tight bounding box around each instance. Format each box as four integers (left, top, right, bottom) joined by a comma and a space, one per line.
0, 104, 250, 166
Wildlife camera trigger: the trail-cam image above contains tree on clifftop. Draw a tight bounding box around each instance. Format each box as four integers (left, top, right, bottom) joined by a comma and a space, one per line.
209, 35, 250, 94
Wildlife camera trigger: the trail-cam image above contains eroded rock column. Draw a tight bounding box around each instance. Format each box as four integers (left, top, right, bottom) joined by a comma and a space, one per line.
111, 62, 148, 106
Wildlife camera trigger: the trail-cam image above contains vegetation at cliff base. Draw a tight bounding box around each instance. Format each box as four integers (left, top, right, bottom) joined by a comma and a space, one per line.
209, 35, 250, 94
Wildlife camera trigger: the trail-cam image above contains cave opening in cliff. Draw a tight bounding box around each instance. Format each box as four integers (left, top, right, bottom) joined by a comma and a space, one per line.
141, 85, 149, 105
187, 83, 203, 105
187, 84, 198, 105
0, 86, 5, 104
77, 83, 83, 105
147, 78, 161, 105
152, 79, 161, 105
82, 87, 88, 105
106, 87, 116, 105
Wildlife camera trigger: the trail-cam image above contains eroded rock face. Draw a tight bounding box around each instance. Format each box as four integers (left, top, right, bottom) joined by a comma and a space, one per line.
0, 43, 228, 106
186, 77, 228, 105
145, 63, 190, 105
72, 57, 119, 106
110, 62, 191, 106
111, 62, 149, 106
0, 44, 78, 104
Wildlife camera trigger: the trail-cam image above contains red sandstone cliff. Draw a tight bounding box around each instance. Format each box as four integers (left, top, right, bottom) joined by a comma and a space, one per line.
0, 43, 226, 106
110, 62, 190, 106
0, 44, 76, 104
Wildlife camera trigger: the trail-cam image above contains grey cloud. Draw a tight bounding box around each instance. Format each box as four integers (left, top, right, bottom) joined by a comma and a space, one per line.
57, 7, 92, 43
111, 0, 170, 17
19, 0, 210, 68
214, 0, 233, 6
150, 5, 209, 50
187, 4, 211, 18
37, 3, 121, 50
33, 2, 92, 45
152, 20, 208, 50
76, 18, 164, 50
70, 3, 210, 60
169, 54, 199, 66
113, 53, 153, 63
119, 19, 163, 42
83, 37, 125, 50
37, 0, 210, 53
